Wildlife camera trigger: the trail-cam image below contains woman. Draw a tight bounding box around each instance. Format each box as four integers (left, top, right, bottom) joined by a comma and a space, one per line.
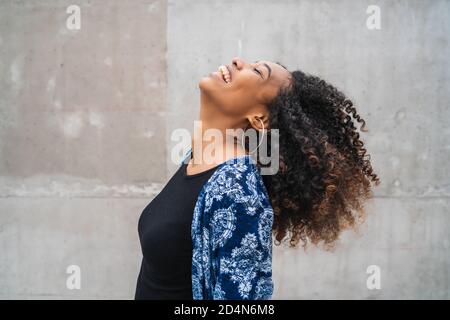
135, 57, 380, 300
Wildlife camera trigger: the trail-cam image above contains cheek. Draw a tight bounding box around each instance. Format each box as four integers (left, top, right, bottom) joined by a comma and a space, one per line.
228, 76, 261, 102
220, 85, 260, 113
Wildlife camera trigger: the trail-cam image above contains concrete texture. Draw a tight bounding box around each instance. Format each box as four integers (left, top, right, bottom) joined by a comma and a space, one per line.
0, 0, 449, 299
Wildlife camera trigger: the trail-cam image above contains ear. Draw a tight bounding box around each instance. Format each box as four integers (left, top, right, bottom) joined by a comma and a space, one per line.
247, 114, 270, 131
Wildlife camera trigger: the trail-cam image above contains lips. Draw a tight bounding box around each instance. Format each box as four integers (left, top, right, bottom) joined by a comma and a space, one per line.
211, 71, 226, 83
217, 65, 232, 83
225, 64, 232, 82
210, 64, 233, 84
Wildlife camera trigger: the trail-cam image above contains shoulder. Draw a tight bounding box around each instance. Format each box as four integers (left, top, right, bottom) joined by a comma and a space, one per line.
202, 156, 272, 213
205, 157, 274, 249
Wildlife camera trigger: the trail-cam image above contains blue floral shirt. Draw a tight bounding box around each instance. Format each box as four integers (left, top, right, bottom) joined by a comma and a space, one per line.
181, 148, 274, 300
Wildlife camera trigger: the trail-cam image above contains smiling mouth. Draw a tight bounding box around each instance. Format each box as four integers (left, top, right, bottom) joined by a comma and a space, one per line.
218, 65, 231, 83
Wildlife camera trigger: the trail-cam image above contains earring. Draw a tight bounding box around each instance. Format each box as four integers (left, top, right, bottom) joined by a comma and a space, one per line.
241, 118, 266, 154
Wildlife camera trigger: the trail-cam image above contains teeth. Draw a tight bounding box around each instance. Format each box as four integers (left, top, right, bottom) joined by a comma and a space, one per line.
218, 65, 231, 83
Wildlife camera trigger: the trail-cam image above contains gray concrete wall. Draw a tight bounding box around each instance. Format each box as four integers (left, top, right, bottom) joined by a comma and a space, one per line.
0, 0, 449, 299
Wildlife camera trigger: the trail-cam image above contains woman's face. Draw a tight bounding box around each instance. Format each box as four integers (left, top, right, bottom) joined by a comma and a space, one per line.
199, 57, 292, 127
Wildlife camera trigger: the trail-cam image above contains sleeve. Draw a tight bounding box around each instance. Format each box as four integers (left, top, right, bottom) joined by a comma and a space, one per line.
209, 166, 274, 300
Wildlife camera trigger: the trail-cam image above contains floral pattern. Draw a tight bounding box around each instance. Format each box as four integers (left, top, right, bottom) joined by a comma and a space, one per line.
182, 148, 274, 300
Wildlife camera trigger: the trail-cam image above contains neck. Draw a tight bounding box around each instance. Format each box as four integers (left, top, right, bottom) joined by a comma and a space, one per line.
190, 95, 247, 166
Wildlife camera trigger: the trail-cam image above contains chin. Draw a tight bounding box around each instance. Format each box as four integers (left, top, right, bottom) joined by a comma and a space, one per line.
198, 75, 215, 92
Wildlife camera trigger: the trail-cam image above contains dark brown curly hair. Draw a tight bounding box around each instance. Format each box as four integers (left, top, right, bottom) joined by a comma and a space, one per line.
258, 66, 380, 250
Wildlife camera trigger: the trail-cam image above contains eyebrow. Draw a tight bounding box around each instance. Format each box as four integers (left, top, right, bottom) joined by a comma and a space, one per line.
254, 60, 271, 79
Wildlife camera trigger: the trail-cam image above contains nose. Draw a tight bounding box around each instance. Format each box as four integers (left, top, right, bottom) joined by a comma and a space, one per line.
232, 57, 244, 70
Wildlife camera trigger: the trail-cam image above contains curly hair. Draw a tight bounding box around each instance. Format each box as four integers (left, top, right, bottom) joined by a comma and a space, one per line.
259, 66, 381, 250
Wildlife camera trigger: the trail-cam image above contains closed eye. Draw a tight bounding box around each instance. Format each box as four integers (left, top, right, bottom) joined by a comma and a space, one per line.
254, 68, 263, 78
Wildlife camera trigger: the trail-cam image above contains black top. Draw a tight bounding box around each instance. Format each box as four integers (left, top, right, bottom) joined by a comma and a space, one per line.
135, 156, 219, 299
